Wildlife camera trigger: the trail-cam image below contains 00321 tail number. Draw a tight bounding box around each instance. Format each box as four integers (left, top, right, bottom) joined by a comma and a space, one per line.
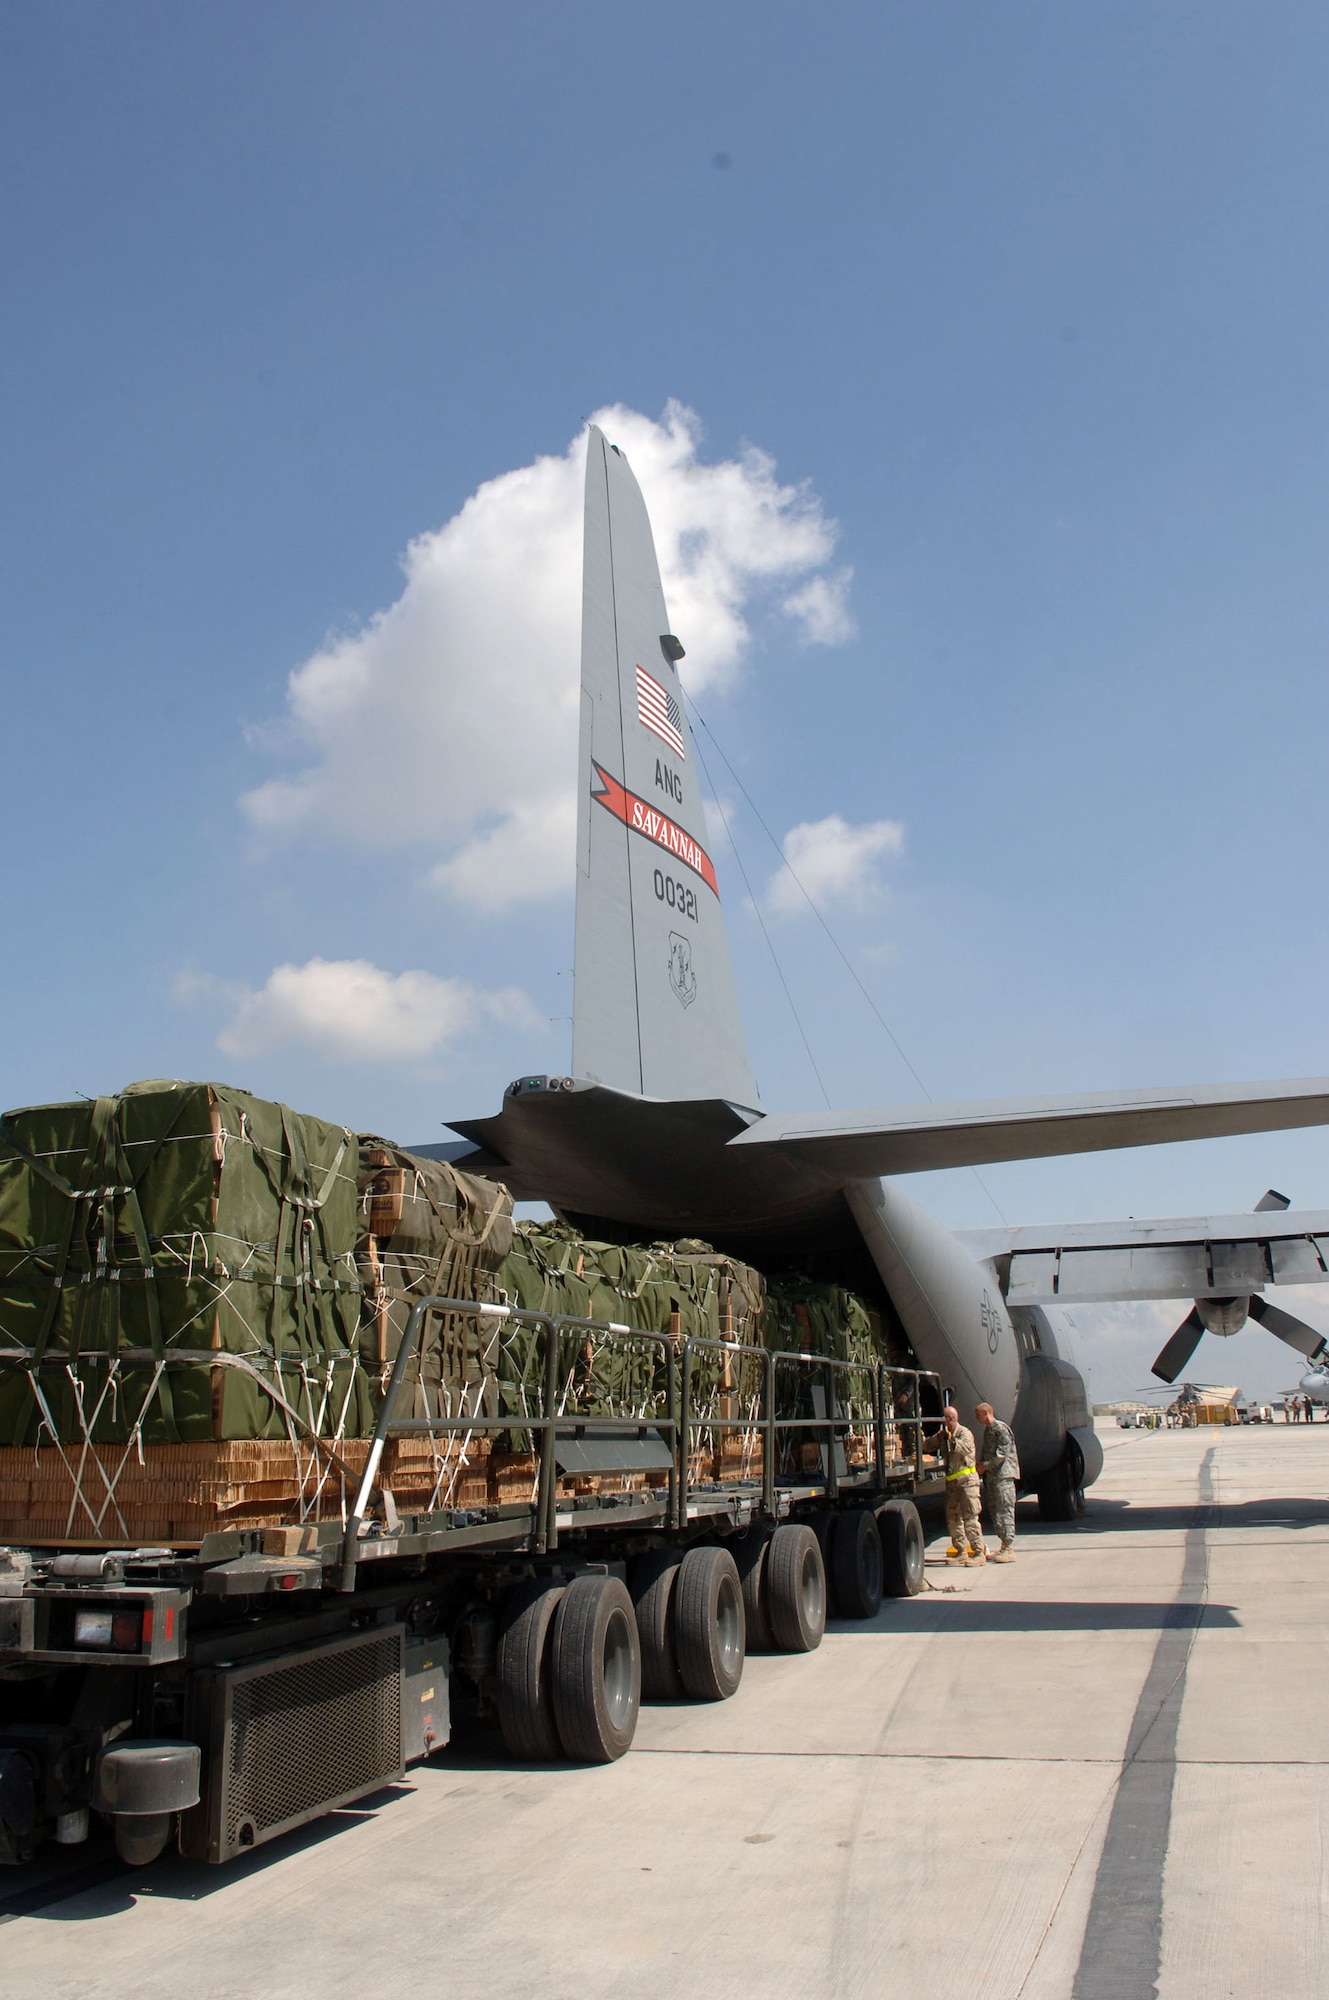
654, 868, 698, 921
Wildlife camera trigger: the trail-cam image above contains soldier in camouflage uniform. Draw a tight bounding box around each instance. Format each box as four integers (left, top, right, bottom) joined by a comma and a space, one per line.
923, 1406, 985, 1565
976, 1401, 1020, 1562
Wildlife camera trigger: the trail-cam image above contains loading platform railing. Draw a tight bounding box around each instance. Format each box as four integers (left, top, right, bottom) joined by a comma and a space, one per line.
336, 1295, 944, 1590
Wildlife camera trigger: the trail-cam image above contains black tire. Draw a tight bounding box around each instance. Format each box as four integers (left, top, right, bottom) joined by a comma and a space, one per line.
766, 1522, 827, 1653
734, 1524, 775, 1652
1069, 1437, 1087, 1515
551, 1573, 640, 1763
832, 1507, 884, 1618
878, 1498, 925, 1597
1036, 1450, 1077, 1522
496, 1579, 565, 1760
629, 1548, 684, 1698
674, 1544, 746, 1700
803, 1508, 838, 1612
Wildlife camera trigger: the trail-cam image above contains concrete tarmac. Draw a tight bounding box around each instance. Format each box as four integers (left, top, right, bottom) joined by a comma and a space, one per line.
5, 1422, 1327, 1999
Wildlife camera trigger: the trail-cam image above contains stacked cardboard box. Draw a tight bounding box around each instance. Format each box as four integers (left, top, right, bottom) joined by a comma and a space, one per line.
0, 1433, 495, 1544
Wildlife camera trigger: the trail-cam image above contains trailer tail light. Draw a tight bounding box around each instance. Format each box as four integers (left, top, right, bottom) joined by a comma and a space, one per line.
14, 1587, 186, 1666
73, 1606, 142, 1651
73, 1608, 114, 1648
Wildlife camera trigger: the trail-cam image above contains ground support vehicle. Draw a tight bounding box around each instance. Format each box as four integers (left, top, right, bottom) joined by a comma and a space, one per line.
0, 1298, 942, 1870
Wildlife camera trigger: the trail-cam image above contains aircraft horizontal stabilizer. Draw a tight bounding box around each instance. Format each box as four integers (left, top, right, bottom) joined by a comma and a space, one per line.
731, 1077, 1329, 1179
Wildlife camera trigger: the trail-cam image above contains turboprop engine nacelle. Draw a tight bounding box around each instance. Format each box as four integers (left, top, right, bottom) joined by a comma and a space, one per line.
1198, 1296, 1251, 1337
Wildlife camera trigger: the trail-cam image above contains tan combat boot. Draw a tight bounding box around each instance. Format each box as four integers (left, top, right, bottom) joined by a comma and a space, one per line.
964, 1544, 987, 1565
990, 1544, 1016, 1564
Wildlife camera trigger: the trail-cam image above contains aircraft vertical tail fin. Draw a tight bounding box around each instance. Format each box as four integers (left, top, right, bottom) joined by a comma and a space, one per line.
572, 426, 760, 1108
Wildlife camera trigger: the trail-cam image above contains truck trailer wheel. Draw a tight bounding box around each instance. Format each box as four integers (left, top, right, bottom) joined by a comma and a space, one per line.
497, 1580, 566, 1760
674, 1545, 746, 1700
551, 1574, 641, 1763
877, 1498, 925, 1596
766, 1523, 827, 1653
832, 1508, 884, 1618
734, 1523, 775, 1652
629, 1549, 684, 1698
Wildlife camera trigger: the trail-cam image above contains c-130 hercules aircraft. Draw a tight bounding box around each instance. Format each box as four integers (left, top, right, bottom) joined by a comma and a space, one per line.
436, 426, 1329, 1516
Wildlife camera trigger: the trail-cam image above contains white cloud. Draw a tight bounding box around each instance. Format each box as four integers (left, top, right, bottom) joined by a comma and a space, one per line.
242, 401, 852, 905
768, 814, 905, 915
428, 793, 577, 909
195, 958, 540, 1065
782, 568, 857, 646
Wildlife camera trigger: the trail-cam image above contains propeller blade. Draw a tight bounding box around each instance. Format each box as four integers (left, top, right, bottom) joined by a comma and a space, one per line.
1254, 1189, 1292, 1212
1248, 1295, 1328, 1362
1152, 1306, 1206, 1384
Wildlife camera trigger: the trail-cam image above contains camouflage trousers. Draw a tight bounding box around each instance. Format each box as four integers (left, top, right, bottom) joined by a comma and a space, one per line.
984, 1475, 1017, 1548
945, 1477, 984, 1552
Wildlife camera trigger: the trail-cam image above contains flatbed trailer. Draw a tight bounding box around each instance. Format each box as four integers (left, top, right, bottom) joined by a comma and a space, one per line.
0, 1297, 943, 1870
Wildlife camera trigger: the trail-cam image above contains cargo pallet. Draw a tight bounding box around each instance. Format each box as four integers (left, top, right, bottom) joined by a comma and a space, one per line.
0, 1295, 943, 1870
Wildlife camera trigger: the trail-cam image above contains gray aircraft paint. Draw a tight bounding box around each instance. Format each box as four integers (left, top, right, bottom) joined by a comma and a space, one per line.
847, 1177, 1022, 1418
572, 428, 759, 1108
735, 1075, 1329, 1177
958, 1205, 1329, 1303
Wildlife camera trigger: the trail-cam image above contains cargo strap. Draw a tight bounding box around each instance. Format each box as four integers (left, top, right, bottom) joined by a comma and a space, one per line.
248, 1112, 351, 1398
1, 1096, 184, 1445
22, 1355, 169, 1539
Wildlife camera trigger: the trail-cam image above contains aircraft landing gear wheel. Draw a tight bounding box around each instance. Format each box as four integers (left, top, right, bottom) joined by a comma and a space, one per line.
832, 1508, 884, 1618
674, 1544, 746, 1700
496, 1579, 565, 1760
629, 1549, 684, 1698
766, 1523, 827, 1653
1036, 1450, 1077, 1522
877, 1498, 925, 1596
734, 1523, 775, 1652
550, 1574, 640, 1763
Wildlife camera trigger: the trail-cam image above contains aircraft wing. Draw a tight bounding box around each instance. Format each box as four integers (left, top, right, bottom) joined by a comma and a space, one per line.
955, 1208, 1329, 1304
728, 1077, 1329, 1178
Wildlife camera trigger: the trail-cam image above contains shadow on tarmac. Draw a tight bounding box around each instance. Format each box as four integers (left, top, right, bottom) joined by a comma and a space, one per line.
7, 1784, 415, 1923
1023, 1495, 1329, 1535
835, 1600, 1239, 1632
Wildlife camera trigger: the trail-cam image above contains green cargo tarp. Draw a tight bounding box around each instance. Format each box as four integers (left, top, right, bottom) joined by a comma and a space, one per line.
0, 1081, 372, 1446
762, 1278, 883, 1443
356, 1137, 513, 1421
763, 1279, 880, 1369
495, 1226, 768, 1431
0, 1079, 892, 1460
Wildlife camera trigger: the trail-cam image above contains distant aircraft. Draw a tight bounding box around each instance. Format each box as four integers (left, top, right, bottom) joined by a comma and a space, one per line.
1298, 1365, 1329, 1405
433, 427, 1329, 1516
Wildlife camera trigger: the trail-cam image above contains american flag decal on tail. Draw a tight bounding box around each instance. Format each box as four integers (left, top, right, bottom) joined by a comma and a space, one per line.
635, 664, 686, 760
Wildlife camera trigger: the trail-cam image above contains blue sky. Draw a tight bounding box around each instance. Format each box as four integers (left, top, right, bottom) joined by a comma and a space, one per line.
4, 4, 1328, 1397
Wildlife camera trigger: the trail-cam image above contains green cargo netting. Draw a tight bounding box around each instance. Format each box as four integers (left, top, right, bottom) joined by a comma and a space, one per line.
355, 1137, 513, 1421
762, 1278, 881, 1368
762, 1277, 886, 1435
0, 1079, 898, 1463
494, 1226, 769, 1432
0, 1081, 372, 1446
